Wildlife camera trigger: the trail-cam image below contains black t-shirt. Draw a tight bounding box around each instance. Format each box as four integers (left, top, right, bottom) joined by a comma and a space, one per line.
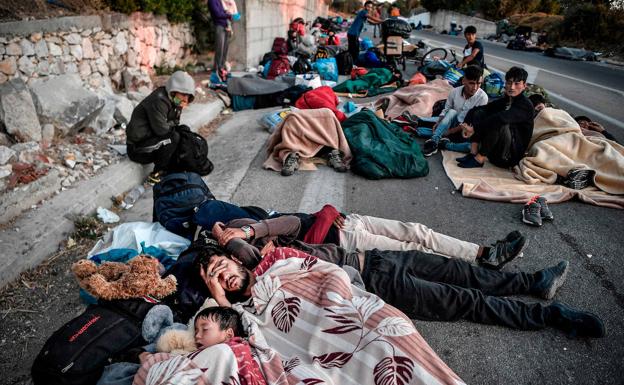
464, 40, 485, 68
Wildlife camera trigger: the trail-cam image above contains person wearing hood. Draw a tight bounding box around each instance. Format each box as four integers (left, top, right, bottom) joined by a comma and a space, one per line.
126, 71, 196, 183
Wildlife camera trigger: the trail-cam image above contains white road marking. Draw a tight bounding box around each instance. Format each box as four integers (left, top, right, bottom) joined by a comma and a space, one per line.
417, 36, 624, 97
297, 167, 346, 213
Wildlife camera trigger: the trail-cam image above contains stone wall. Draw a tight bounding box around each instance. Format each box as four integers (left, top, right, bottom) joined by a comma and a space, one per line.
230, 0, 330, 70
0, 12, 195, 89
429, 10, 496, 38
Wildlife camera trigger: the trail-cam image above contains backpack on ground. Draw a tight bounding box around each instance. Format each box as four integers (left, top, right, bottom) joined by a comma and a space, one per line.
276, 85, 312, 106
267, 55, 291, 79
482, 72, 505, 98
170, 125, 214, 176
314, 46, 331, 60
153, 171, 215, 237
31, 299, 156, 385
293, 57, 313, 74
335, 50, 354, 76
272, 37, 289, 56
260, 51, 276, 67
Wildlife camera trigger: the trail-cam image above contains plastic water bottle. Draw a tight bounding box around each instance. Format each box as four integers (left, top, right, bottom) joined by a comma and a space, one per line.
122, 185, 145, 209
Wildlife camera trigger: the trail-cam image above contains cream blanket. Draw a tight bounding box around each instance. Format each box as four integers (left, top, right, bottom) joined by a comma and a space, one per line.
263, 108, 352, 172
442, 108, 624, 208
374, 79, 452, 119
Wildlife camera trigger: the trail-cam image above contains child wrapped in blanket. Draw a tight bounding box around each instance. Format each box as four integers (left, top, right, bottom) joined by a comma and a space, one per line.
134, 307, 266, 385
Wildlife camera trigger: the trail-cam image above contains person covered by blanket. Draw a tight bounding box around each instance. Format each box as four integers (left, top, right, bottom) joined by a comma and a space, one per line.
574, 115, 619, 143
457, 25, 486, 69
126, 71, 195, 184
347, 1, 383, 62
281, 146, 348, 176
420, 65, 489, 156
202, 205, 527, 270
457, 66, 534, 169
197, 244, 605, 338
138, 306, 245, 364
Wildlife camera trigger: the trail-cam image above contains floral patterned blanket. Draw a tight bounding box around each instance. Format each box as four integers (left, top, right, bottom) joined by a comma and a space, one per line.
241, 247, 466, 385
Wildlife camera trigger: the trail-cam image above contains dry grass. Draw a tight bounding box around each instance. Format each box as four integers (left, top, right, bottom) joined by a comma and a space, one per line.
508, 13, 564, 32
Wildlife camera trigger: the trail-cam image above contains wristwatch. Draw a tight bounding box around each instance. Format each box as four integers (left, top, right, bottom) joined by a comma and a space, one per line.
241, 225, 252, 240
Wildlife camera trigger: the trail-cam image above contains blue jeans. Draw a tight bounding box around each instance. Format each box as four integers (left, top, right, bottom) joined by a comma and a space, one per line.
416, 110, 470, 153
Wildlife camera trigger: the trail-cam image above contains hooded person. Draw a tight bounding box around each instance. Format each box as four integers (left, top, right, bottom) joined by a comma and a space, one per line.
126, 71, 196, 183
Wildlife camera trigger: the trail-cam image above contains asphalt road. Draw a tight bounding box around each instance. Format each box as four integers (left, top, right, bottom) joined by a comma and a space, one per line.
410, 30, 624, 142
202, 30, 624, 384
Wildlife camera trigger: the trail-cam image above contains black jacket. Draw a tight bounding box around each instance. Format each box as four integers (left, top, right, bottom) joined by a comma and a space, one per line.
126, 87, 182, 145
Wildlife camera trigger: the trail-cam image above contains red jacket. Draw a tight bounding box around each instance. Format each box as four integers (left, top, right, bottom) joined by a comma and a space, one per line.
295, 86, 346, 122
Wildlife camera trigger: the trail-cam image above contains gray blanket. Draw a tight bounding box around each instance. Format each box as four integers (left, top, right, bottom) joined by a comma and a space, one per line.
227, 75, 294, 96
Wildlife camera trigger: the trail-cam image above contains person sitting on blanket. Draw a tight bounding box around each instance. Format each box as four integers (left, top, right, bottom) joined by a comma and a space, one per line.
574, 115, 619, 143
202, 205, 526, 270
419, 65, 489, 157
198, 244, 605, 338
457, 66, 534, 169
137, 306, 245, 364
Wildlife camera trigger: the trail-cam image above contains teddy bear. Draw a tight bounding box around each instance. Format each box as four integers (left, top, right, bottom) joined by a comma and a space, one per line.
141, 304, 196, 354
71, 255, 177, 301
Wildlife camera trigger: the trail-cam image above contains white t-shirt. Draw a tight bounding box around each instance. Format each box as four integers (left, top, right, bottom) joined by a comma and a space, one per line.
441, 86, 489, 123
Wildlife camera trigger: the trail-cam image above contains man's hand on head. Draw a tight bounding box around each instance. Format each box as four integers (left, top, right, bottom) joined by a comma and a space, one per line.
199, 259, 228, 304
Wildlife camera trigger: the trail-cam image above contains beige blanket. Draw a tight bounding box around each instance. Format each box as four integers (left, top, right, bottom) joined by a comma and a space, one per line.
374, 79, 452, 119
263, 108, 352, 172
442, 108, 624, 209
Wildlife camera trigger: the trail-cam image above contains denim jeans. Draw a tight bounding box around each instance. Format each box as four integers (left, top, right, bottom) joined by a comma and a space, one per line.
362, 249, 550, 330
417, 110, 459, 143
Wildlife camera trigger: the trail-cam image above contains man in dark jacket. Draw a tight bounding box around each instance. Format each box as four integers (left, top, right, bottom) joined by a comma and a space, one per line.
457, 66, 534, 168
126, 71, 195, 183
208, 0, 232, 81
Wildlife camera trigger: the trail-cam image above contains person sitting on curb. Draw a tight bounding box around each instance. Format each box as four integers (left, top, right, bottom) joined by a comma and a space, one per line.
126, 71, 195, 184
457, 66, 534, 169
420, 65, 489, 156
198, 245, 605, 338
457, 25, 486, 69
201, 206, 527, 270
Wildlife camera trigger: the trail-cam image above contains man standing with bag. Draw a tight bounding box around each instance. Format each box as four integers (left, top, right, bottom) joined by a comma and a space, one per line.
347, 1, 383, 61
126, 71, 196, 184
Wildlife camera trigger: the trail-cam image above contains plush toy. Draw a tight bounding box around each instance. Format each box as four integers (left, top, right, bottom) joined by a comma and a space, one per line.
71, 255, 177, 301
142, 305, 195, 354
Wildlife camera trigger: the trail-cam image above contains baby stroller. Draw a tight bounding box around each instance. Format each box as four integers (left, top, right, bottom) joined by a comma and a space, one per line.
381, 18, 412, 71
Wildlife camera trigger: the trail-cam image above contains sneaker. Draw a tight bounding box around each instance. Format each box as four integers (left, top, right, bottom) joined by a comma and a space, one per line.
327, 149, 347, 173
423, 139, 438, 157
563, 168, 595, 190
479, 230, 527, 270
146, 171, 161, 185
438, 137, 450, 150
546, 302, 605, 338
458, 155, 484, 168
536, 196, 554, 221
532, 261, 569, 300
281, 153, 299, 176
522, 199, 542, 226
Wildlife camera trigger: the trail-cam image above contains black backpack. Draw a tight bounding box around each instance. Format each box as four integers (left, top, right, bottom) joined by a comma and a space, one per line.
335, 50, 354, 76
293, 57, 312, 74
153, 171, 215, 237
314, 46, 331, 60
276, 85, 311, 106
31, 299, 156, 385
169, 125, 214, 176
260, 51, 276, 67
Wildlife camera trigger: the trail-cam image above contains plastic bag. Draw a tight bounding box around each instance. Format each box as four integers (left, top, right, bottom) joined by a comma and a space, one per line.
443, 67, 464, 87
483, 72, 505, 98
314, 57, 339, 82
409, 72, 427, 85
295, 73, 323, 89
259, 108, 298, 133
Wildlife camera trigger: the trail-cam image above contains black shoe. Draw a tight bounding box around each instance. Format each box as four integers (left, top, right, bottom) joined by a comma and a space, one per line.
423, 139, 438, 157
547, 301, 605, 338
479, 231, 527, 270
532, 261, 569, 300
536, 196, 554, 221
438, 137, 450, 150
563, 168, 595, 190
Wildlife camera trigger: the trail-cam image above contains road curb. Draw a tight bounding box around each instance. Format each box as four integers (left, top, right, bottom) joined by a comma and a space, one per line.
0, 99, 224, 288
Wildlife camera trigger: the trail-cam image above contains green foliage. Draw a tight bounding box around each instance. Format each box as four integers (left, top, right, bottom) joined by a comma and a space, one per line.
105, 0, 200, 22
554, 4, 624, 51
73, 216, 105, 240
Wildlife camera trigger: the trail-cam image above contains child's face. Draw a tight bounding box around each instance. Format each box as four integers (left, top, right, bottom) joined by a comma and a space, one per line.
465, 33, 476, 44
195, 317, 231, 349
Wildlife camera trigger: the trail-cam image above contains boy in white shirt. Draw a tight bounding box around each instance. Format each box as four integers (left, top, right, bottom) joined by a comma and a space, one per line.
419, 65, 489, 156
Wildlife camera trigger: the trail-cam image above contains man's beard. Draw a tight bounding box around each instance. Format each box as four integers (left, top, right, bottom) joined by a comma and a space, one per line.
226, 265, 251, 303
